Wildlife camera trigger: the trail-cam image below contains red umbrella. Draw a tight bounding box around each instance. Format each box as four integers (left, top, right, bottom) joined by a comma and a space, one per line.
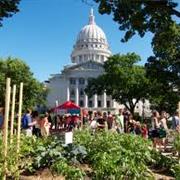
52, 101, 80, 112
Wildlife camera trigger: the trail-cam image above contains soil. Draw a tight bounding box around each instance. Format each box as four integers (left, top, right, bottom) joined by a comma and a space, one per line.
20, 168, 64, 180
20, 167, 175, 180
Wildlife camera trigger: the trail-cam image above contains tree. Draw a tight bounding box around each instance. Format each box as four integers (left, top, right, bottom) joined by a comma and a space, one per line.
145, 23, 180, 113
85, 53, 151, 115
91, 0, 180, 113
0, 0, 20, 27
0, 57, 47, 110
93, 0, 180, 42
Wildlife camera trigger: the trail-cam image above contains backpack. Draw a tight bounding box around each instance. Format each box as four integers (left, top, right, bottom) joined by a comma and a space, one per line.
22, 114, 29, 129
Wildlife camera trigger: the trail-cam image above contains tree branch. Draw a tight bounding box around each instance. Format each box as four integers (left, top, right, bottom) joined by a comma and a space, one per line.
172, 9, 180, 18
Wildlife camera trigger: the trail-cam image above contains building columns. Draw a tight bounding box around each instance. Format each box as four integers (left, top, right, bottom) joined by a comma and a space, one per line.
93, 94, 98, 108
66, 82, 70, 101
84, 79, 88, 108
84, 94, 88, 108
75, 79, 79, 106
111, 99, 115, 108
103, 92, 107, 108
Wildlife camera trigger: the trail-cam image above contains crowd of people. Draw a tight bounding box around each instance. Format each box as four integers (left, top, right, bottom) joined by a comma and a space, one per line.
0, 106, 179, 152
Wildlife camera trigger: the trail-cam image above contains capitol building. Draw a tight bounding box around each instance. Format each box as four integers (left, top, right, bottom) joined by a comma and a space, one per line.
46, 9, 150, 115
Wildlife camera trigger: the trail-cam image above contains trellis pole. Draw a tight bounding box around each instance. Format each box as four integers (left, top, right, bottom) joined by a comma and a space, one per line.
16, 82, 23, 154
2, 78, 11, 180
10, 85, 16, 144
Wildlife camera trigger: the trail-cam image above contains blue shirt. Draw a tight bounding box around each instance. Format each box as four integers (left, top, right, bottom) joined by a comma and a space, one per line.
172, 116, 180, 129
0, 115, 3, 127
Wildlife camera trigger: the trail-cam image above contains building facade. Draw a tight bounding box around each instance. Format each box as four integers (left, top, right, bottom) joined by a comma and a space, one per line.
47, 9, 118, 110
46, 9, 151, 116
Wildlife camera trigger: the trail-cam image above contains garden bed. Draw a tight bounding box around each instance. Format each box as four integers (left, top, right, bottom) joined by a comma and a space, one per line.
1, 129, 179, 179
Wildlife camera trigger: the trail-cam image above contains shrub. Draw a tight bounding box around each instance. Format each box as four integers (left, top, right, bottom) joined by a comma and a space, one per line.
74, 129, 153, 179
51, 159, 85, 180
171, 164, 180, 179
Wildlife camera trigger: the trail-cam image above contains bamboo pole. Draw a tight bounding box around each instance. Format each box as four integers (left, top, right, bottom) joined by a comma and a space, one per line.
2, 78, 11, 180
10, 85, 16, 144
178, 101, 180, 118
16, 83, 23, 154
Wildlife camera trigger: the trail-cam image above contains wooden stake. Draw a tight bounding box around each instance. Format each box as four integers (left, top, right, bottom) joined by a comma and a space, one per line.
2, 78, 11, 180
17, 83, 23, 154
10, 85, 16, 144
178, 101, 180, 118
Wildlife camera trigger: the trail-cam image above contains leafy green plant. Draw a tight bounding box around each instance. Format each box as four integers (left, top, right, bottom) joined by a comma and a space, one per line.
171, 164, 180, 179
19, 136, 64, 172
62, 144, 87, 164
151, 150, 177, 170
173, 132, 180, 160
51, 159, 85, 180
74, 129, 154, 179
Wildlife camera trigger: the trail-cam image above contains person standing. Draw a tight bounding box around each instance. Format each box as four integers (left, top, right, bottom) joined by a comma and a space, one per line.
46, 111, 53, 129
22, 109, 33, 136
151, 111, 160, 149
32, 111, 41, 137
40, 115, 51, 137
107, 111, 113, 130
141, 124, 148, 139
159, 111, 168, 151
116, 109, 124, 133
172, 111, 180, 131
97, 111, 106, 129
123, 108, 130, 133
0, 108, 4, 130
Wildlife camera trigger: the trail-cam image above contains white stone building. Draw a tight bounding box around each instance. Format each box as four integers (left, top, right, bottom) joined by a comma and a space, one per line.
46, 9, 117, 110
46, 9, 151, 116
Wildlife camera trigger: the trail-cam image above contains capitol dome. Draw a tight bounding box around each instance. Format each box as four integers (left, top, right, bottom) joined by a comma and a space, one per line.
71, 9, 111, 64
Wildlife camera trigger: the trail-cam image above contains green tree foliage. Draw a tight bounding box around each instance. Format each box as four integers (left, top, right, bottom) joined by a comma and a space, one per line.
0, 57, 47, 110
91, 0, 180, 113
85, 53, 150, 115
93, 0, 180, 42
145, 23, 180, 113
0, 0, 20, 27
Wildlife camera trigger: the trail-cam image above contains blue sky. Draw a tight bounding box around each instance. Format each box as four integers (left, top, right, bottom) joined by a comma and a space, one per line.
0, 0, 179, 82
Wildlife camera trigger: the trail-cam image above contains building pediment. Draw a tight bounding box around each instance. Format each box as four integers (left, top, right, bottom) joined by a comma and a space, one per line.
62, 61, 104, 73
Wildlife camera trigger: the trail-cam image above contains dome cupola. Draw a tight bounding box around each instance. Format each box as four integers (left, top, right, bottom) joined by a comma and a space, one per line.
71, 9, 111, 64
